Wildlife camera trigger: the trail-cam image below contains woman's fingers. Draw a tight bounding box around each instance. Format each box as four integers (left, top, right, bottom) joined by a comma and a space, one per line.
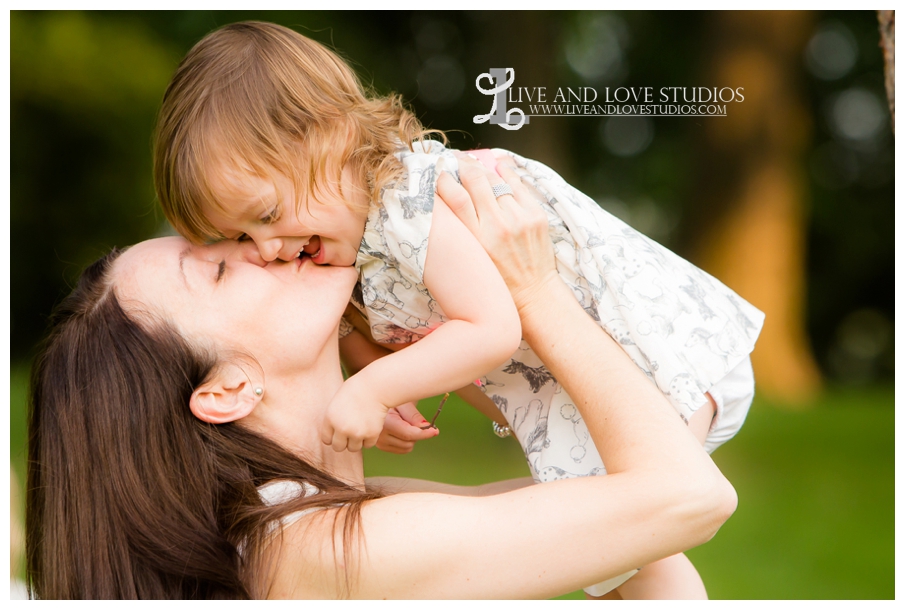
454, 153, 506, 222
454, 153, 559, 310
375, 404, 439, 454
496, 160, 539, 209
444, 148, 559, 311
437, 172, 480, 235
394, 401, 430, 428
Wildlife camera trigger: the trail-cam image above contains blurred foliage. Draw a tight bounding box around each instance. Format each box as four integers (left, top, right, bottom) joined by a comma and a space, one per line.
10, 10, 893, 386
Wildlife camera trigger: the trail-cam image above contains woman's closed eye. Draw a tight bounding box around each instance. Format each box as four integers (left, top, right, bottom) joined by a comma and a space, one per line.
216, 260, 226, 282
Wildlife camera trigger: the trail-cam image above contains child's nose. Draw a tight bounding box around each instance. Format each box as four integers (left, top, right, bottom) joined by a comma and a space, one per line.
256, 237, 284, 262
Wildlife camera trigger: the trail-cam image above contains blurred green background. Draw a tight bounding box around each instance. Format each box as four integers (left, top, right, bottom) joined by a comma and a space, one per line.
9, 10, 894, 599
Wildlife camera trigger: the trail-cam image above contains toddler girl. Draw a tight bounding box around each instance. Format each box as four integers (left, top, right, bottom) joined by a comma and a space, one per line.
154, 21, 763, 599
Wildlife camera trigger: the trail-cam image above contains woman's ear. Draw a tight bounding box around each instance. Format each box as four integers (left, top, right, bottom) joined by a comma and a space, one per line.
189, 362, 260, 424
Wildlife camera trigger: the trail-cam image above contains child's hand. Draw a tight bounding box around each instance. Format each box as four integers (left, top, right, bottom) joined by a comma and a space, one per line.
376, 402, 440, 454
322, 377, 393, 451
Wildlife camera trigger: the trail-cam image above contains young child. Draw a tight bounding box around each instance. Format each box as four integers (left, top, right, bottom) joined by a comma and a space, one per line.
154, 21, 764, 599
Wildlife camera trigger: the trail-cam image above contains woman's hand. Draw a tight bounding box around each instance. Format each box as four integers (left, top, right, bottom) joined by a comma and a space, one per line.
376, 402, 439, 454
436, 153, 559, 315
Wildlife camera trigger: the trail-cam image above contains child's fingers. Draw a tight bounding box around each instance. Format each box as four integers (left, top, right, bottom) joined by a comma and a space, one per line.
362, 434, 379, 451
346, 436, 364, 452
328, 432, 348, 452
323, 422, 364, 452
320, 420, 336, 447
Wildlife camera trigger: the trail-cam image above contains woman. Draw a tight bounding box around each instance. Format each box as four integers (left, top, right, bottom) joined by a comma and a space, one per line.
27, 167, 735, 599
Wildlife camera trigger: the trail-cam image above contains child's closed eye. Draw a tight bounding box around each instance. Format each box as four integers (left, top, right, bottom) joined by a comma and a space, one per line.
259, 208, 281, 224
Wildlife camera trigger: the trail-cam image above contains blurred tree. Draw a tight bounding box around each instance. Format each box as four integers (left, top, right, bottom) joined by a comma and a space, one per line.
688, 11, 823, 404
877, 10, 894, 131
468, 12, 574, 180
10, 11, 180, 357
9, 11, 894, 387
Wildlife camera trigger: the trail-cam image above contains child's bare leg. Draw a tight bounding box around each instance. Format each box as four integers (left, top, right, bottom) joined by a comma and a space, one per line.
614, 553, 707, 599
688, 392, 718, 445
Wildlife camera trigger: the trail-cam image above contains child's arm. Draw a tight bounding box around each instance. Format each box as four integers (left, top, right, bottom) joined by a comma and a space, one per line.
338, 324, 396, 376
339, 326, 439, 453
340, 315, 511, 448
322, 195, 522, 451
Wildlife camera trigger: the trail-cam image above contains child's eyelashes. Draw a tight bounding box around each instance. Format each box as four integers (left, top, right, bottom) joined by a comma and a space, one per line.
259, 208, 280, 224
215, 260, 226, 282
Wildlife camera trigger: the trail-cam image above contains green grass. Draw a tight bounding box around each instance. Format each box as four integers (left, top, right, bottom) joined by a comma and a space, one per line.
11, 362, 893, 599
686, 387, 894, 600
364, 388, 895, 600
10, 365, 29, 490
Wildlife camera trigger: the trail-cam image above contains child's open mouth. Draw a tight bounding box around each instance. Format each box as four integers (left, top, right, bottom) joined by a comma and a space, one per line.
298, 236, 323, 263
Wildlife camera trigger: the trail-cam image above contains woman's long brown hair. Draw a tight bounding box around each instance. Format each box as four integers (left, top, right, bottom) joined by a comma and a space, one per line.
27, 249, 380, 599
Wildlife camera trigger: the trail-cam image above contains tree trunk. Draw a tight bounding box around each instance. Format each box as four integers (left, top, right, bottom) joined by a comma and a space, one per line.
471, 12, 574, 181
689, 11, 822, 405
878, 10, 895, 133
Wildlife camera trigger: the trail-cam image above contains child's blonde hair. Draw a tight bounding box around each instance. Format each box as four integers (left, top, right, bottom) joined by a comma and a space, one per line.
154, 21, 441, 244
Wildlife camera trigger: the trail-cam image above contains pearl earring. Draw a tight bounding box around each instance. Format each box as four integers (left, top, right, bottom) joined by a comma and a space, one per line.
254, 387, 263, 396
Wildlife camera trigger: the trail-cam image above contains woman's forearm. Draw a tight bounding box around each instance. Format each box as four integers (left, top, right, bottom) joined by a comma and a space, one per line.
442, 156, 736, 535
518, 273, 736, 528
366, 476, 534, 496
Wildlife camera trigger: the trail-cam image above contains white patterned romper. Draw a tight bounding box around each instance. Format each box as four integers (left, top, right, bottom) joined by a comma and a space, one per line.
352, 141, 764, 593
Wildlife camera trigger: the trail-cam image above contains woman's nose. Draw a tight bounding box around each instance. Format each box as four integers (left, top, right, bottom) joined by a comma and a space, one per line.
229, 239, 269, 266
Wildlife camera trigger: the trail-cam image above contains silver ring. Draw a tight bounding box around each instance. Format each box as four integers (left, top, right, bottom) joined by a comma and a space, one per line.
491, 183, 514, 199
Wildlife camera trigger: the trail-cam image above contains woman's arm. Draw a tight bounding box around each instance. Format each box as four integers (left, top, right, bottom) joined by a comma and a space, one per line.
343, 279, 734, 599
270, 163, 736, 599
273, 322, 734, 598
322, 195, 522, 451
366, 476, 535, 496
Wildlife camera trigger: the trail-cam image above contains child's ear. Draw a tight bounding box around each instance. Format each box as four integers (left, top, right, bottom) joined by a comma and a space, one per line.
189, 363, 260, 424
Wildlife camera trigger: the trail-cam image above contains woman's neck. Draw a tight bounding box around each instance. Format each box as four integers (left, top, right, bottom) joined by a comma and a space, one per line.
242, 356, 365, 488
